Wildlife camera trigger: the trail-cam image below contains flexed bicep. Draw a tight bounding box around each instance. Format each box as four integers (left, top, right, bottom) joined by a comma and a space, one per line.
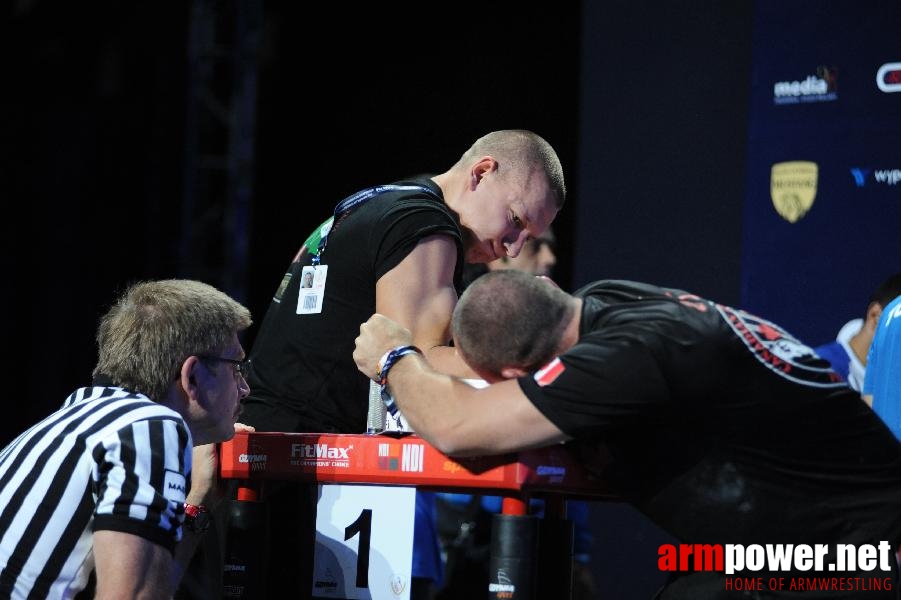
376, 234, 458, 350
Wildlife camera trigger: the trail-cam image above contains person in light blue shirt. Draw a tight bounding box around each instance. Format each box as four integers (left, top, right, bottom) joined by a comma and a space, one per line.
813, 273, 901, 392
864, 293, 901, 440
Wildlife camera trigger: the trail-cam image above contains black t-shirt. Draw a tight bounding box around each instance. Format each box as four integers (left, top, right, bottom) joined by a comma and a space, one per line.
244, 178, 463, 433
519, 280, 901, 596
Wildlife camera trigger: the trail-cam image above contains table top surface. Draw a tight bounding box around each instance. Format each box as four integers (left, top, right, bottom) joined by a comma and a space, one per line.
219, 431, 616, 499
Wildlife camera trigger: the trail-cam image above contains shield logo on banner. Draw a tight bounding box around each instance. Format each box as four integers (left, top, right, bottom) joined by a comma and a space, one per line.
770, 161, 818, 223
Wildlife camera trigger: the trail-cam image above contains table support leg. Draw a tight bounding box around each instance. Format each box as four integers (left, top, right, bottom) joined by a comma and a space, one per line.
489, 498, 537, 600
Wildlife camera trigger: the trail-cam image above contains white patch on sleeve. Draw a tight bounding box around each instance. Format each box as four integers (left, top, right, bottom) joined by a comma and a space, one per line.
163, 469, 187, 503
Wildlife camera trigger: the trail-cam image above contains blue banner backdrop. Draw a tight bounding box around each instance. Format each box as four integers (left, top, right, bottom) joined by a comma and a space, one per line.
741, 0, 901, 345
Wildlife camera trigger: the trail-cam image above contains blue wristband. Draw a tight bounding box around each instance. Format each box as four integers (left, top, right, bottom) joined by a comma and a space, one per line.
377, 345, 422, 416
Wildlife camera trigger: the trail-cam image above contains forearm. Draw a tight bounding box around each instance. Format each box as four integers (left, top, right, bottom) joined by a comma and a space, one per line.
356, 314, 568, 455
383, 353, 474, 454
383, 354, 564, 456
170, 442, 224, 589
171, 529, 205, 590
171, 489, 214, 588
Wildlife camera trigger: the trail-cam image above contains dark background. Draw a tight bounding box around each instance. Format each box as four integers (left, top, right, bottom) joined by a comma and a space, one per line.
5, 2, 757, 597
5, 2, 584, 440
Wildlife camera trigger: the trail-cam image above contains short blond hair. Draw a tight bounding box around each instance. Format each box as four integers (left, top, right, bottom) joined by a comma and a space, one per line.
93, 279, 252, 401
456, 130, 566, 209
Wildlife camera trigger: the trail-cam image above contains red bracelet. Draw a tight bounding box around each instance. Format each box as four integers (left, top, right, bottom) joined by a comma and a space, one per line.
183, 502, 210, 533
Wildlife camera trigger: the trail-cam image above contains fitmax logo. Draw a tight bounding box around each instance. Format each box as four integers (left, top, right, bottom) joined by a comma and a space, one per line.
291, 443, 351, 459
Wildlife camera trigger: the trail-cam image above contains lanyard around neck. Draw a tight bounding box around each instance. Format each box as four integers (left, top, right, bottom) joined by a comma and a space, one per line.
309, 184, 440, 265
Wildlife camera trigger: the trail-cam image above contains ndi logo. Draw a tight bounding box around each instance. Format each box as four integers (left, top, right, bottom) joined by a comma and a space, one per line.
401, 444, 425, 472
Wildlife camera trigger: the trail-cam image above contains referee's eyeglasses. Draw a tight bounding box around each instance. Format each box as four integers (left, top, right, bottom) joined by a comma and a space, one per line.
197, 355, 251, 380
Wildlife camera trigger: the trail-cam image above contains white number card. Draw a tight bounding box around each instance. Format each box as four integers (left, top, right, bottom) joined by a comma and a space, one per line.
313, 484, 416, 599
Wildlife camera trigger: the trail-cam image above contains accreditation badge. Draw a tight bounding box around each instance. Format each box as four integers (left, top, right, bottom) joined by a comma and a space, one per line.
297, 265, 328, 314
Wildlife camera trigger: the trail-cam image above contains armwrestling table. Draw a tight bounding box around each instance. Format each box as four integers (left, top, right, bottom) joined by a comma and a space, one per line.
219, 432, 615, 599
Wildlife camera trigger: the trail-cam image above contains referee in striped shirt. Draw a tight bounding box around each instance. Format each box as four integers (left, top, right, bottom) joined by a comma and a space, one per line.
0, 279, 252, 599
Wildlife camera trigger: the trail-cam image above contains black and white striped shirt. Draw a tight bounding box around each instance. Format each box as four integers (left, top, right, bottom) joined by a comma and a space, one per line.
0, 386, 192, 599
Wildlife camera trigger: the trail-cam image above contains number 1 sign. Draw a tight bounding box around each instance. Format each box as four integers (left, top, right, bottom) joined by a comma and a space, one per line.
312, 484, 416, 599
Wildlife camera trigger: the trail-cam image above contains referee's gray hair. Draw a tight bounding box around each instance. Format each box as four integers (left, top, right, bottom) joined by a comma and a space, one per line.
452, 270, 573, 377
93, 279, 252, 402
